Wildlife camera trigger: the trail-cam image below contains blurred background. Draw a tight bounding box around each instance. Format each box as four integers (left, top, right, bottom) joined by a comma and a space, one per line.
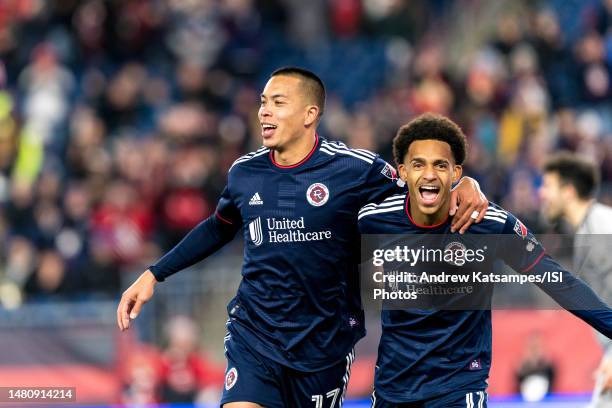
0, 0, 611, 406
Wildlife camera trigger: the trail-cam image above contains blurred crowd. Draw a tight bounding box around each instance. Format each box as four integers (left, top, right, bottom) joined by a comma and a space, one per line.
0, 0, 610, 404
120, 315, 224, 405
0, 0, 610, 309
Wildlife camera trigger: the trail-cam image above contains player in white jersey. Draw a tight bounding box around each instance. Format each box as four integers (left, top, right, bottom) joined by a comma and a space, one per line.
540, 151, 612, 407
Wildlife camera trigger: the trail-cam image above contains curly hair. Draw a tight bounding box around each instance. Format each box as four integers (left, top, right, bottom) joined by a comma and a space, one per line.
393, 113, 468, 166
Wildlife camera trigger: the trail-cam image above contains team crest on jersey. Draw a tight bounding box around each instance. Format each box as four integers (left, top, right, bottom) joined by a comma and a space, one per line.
380, 162, 398, 180
513, 219, 528, 239
225, 367, 238, 390
445, 241, 467, 266
306, 183, 329, 207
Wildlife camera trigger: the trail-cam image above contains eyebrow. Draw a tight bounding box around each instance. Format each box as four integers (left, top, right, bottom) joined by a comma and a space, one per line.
260, 94, 288, 99
411, 157, 451, 165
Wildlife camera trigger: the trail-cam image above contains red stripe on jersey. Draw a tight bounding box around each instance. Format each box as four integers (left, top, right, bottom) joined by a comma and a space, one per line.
521, 251, 546, 273
215, 211, 233, 225
270, 134, 319, 168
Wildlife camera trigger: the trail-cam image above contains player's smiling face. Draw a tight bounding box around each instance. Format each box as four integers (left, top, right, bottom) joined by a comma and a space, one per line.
258, 75, 316, 150
398, 139, 462, 222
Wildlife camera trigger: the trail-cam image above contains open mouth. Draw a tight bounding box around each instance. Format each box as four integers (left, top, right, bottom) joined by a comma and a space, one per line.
262, 123, 277, 137
418, 185, 440, 205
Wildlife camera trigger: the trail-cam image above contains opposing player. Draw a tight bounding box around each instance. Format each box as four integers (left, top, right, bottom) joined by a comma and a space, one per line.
539, 153, 612, 407
358, 113, 612, 407
117, 68, 488, 407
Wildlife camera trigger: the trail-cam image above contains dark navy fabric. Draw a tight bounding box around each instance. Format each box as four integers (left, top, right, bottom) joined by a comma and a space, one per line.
371, 387, 488, 408
221, 326, 354, 408
151, 135, 405, 371
358, 192, 612, 403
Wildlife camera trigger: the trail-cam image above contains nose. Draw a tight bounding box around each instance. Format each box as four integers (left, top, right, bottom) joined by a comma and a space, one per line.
422, 164, 436, 181
259, 105, 271, 119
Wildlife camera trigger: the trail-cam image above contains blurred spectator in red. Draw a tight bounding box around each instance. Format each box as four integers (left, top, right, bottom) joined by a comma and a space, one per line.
330, 0, 362, 38
159, 315, 224, 404
120, 344, 163, 407
158, 146, 214, 248
90, 180, 154, 265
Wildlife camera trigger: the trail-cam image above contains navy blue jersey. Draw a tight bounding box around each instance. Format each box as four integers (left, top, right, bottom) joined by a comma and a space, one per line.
152, 135, 405, 371
358, 192, 612, 403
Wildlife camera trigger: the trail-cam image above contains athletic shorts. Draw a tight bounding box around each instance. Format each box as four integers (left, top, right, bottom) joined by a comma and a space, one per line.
371, 388, 488, 408
221, 331, 355, 408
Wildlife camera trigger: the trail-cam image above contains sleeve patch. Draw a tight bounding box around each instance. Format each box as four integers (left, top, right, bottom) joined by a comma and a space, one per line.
380, 162, 398, 180
513, 219, 528, 239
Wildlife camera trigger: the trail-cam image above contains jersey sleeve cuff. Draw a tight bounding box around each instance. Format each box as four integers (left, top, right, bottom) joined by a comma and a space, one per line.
148, 265, 165, 282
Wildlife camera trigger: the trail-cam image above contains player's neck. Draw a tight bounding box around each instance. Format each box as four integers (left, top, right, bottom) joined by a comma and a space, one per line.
408, 199, 450, 227
273, 132, 317, 166
564, 198, 594, 228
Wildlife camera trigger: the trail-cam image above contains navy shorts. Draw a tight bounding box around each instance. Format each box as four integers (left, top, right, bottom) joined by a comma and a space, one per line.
371, 389, 488, 408
221, 332, 355, 408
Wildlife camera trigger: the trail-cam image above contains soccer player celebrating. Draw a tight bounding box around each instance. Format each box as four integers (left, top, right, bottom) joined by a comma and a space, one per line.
358, 113, 612, 408
539, 153, 612, 407
117, 68, 487, 408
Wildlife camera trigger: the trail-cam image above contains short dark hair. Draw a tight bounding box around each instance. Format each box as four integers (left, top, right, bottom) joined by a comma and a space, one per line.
271, 66, 326, 116
393, 113, 468, 166
543, 151, 599, 199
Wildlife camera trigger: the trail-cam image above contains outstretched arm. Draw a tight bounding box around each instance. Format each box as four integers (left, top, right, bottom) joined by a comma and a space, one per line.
117, 213, 240, 331
527, 254, 612, 339
117, 183, 242, 331
500, 212, 612, 338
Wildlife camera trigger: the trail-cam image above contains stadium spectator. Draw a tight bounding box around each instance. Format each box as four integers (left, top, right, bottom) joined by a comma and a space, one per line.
540, 151, 612, 407
159, 315, 224, 404
120, 344, 163, 407
515, 332, 557, 402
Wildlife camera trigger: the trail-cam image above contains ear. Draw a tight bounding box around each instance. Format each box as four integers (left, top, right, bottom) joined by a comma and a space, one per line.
304, 105, 319, 127
452, 165, 463, 184
398, 163, 409, 182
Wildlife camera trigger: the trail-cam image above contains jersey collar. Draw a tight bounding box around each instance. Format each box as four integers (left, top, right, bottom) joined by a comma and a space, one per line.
269, 134, 320, 170
405, 194, 451, 229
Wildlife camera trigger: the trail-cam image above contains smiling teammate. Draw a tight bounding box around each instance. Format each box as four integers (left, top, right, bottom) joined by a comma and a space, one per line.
358, 113, 612, 408
117, 68, 488, 408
